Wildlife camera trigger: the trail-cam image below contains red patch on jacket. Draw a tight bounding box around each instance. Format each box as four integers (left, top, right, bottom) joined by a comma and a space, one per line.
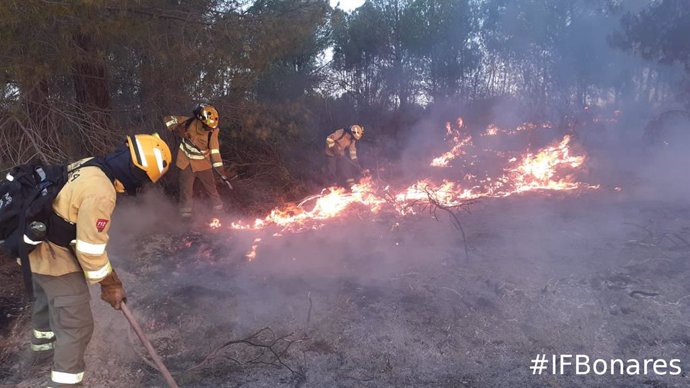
96, 219, 109, 232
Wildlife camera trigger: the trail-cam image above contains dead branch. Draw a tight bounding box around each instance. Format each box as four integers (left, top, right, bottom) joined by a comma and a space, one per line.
423, 188, 478, 261
306, 291, 313, 324
185, 327, 303, 377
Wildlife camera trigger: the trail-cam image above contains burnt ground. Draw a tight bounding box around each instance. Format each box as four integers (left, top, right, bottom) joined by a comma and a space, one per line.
1, 190, 689, 387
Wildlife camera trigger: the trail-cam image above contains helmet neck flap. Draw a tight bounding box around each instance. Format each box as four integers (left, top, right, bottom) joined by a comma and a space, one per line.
102, 146, 150, 196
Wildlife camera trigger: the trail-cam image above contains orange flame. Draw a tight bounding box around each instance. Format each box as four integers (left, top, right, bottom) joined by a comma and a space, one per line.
212, 117, 597, 243
231, 176, 385, 232
226, 134, 594, 235
246, 237, 262, 261
482, 121, 552, 136
209, 218, 222, 229
430, 118, 472, 167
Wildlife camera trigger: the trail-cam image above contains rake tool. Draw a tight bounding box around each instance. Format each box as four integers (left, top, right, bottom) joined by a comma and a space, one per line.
121, 302, 180, 388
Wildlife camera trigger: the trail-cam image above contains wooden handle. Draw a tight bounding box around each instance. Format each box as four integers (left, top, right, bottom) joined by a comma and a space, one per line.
121, 302, 180, 388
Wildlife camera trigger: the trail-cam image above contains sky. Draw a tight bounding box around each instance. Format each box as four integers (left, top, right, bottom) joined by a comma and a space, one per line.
330, 0, 366, 13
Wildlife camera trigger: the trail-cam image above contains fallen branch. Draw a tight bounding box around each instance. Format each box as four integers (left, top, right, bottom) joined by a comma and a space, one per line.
423, 188, 478, 261
186, 327, 303, 377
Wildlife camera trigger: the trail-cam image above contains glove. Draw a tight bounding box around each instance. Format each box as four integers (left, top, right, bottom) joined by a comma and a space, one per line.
100, 271, 126, 310
215, 166, 228, 177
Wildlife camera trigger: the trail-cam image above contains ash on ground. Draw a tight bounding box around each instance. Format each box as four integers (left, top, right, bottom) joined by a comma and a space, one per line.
2, 191, 689, 387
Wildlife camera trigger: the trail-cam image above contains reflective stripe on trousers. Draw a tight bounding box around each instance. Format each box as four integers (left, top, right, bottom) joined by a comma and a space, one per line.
34, 329, 55, 339
51, 370, 84, 384
32, 342, 55, 351
32, 328, 56, 351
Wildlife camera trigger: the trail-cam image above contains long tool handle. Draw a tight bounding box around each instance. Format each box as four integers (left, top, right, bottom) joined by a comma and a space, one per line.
121, 302, 180, 388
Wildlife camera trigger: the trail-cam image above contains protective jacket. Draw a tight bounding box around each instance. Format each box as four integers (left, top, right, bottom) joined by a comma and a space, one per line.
326, 128, 358, 160
28, 159, 115, 284
164, 115, 223, 172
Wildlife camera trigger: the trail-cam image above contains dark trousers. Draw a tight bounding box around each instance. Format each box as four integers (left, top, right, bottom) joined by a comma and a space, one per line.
327, 155, 356, 187
32, 272, 93, 386
178, 166, 223, 216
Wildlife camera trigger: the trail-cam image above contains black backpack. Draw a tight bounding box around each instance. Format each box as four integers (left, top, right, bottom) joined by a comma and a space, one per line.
0, 163, 71, 298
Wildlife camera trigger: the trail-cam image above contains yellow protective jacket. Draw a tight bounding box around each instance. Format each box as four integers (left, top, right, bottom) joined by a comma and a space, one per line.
28, 159, 116, 284
325, 128, 358, 160
164, 115, 223, 172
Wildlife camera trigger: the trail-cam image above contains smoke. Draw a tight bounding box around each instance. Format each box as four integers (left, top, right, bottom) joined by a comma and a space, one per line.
85, 2, 690, 385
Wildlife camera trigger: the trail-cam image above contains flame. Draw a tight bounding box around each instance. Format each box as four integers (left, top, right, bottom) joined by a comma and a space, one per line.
227, 134, 593, 235
401, 135, 595, 210
208, 119, 599, 258
429, 136, 472, 167
246, 237, 262, 261
209, 218, 222, 229
430, 118, 472, 167
231, 176, 385, 232
482, 121, 552, 136
485, 124, 499, 136
500, 135, 586, 192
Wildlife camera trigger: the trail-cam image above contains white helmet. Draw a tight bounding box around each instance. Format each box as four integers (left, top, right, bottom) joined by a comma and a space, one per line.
350, 124, 364, 140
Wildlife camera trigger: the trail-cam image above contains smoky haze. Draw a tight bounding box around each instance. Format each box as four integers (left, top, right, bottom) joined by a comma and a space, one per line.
95, 2, 690, 382
3, 0, 690, 387
97, 93, 690, 386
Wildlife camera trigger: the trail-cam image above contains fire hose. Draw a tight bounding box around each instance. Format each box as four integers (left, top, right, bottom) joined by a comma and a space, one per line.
121, 302, 180, 388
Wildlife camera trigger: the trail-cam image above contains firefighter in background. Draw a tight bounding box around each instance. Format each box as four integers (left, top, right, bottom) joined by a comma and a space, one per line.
28, 134, 171, 387
164, 103, 232, 219
325, 124, 364, 187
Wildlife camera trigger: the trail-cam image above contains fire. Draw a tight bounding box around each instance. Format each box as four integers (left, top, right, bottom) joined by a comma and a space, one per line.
211, 118, 599, 260
246, 237, 262, 261
430, 118, 472, 167
209, 218, 222, 229
230, 134, 593, 235
231, 177, 386, 232
396, 135, 592, 210
501, 135, 586, 192
485, 124, 499, 136
482, 121, 552, 136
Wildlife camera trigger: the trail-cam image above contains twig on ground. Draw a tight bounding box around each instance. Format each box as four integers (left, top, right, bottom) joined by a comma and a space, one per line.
185, 327, 303, 377
423, 188, 478, 261
306, 291, 313, 324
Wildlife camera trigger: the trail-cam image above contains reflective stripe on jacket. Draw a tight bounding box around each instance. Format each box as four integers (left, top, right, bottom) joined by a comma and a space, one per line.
28, 162, 116, 283
325, 128, 357, 160
164, 115, 223, 172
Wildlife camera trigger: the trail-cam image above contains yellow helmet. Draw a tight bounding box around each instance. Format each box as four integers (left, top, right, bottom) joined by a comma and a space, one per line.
350, 124, 364, 140
126, 133, 172, 183
194, 103, 219, 129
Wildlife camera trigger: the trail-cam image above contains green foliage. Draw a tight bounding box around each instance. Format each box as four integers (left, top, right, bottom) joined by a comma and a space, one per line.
615, 0, 690, 71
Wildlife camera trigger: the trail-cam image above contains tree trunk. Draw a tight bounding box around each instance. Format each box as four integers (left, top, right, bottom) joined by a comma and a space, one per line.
72, 32, 111, 130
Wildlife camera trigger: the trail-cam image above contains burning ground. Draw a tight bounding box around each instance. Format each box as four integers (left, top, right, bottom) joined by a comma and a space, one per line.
1, 120, 690, 387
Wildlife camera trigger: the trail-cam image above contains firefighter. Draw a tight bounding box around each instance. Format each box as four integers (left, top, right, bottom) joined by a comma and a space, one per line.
163, 103, 232, 219
28, 134, 172, 387
325, 124, 364, 187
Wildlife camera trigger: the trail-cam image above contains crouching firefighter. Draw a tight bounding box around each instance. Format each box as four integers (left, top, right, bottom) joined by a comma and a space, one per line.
163, 103, 232, 220
27, 134, 171, 387
325, 124, 364, 187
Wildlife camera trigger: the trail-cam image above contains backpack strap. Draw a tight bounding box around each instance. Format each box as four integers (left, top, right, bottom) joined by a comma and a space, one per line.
17, 179, 45, 299
17, 233, 33, 299
44, 158, 109, 248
